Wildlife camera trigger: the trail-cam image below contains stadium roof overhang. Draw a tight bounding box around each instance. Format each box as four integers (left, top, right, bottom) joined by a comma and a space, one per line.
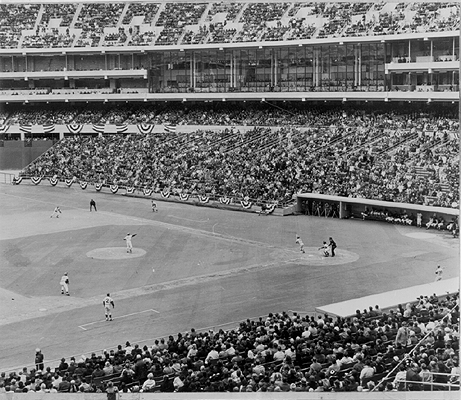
0, 31, 458, 57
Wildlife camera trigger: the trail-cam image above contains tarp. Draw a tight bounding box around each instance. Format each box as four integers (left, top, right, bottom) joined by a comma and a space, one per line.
315, 277, 459, 318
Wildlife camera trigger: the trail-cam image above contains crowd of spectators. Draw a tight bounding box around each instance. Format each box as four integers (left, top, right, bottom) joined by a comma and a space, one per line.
0, 292, 458, 393
21, 4, 78, 48
155, 3, 207, 46
2, 2, 458, 49
0, 4, 40, 49
122, 3, 159, 26
15, 102, 459, 208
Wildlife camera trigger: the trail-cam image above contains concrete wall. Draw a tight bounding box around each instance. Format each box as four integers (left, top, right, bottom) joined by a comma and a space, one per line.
0, 140, 53, 170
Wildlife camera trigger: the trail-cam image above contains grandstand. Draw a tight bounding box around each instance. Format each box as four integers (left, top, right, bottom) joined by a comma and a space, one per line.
0, 0, 459, 397
0, 0, 458, 102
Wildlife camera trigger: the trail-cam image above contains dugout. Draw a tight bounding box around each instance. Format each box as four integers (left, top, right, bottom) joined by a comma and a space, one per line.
296, 193, 458, 226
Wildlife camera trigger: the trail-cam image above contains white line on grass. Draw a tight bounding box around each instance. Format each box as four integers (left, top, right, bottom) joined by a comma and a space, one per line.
78, 309, 159, 330
167, 215, 209, 223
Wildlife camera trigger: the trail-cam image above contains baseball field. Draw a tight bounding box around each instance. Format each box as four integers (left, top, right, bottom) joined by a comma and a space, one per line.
0, 182, 459, 372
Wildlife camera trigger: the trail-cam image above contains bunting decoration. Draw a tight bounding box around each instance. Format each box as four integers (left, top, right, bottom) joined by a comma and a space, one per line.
92, 124, 105, 134
110, 185, 119, 194
43, 123, 55, 133
12, 176, 22, 185
0, 125, 9, 134
179, 193, 189, 201
265, 203, 277, 214
65, 179, 73, 187
19, 124, 32, 133
66, 124, 83, 134
80, 182, 88, 190
116, 124, 128, 134
219, 196, 231, 205
49, 177, 58, 186
143, 188, 153, 196
198, 195, 209, 203
31, 176, 42, 185
126, 187, 135, 195
161, 190, 170, 198
164, 124, 176, 134
95, 183, 103, 192
240, 197, 252, 209
137, 124, 155, 135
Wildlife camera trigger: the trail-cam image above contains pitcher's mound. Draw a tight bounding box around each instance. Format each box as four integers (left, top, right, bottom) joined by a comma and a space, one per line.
87, 247, 146, 260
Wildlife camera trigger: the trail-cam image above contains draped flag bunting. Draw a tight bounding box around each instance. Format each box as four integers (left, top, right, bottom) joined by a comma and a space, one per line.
19, 124, 32, 133
116, 124, 128, 134
198, 195, 209, 203
179, 193, 189, 201
43, 124, 55, 133
12, 176, 22, 185
31, 176, 42, 185
49, 177, 58, 186
161, 190, 170, 198
67, 124, 83, 134
95, 183, 103, 192
80, 182, 88, 190
92, 124, 105, 134
240, 197, 252, 209
137, 124, 155, 135
143, 188, 153, 196
65, 179, 73, 187
164, 124, 176, 133
219, 197, 231, 205
126, 187, 135, 195
0, 125, 9, 134
265, 203, 277, 214
110, 185, 119, 194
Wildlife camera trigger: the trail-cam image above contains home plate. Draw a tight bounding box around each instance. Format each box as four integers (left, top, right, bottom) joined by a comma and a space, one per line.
86, 247, 146, 260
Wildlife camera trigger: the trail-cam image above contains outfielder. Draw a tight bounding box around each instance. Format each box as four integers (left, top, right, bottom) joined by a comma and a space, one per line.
435, 265, 444, 281
60, 272, 69, 295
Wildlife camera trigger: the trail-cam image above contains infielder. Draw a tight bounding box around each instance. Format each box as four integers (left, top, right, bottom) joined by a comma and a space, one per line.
151, 200, 158, 212
103, 293, 115, 321
124, 233, 137, 253
50, 206, 62, 218
295, 235, 305, 253
60, 272, 69, 295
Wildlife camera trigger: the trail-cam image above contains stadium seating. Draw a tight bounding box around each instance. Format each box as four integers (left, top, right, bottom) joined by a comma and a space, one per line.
0, 2, 458, 49
13, 102, 458, 208
0, 291, 458, 393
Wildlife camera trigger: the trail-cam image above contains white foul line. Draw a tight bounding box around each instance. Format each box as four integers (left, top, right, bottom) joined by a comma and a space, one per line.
78, 309, 159, 330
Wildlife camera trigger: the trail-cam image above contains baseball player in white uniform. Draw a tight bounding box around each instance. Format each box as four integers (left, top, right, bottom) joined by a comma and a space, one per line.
50, 206, 62, 218
435, 265, 444, 281
60, 273, 69, 295
124, 233, 137, 253
103, 293, 115, 321
295, 235, 305, 253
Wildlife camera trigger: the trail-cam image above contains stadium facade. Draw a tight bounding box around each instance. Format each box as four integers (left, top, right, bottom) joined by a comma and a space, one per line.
0, 0, 459, 103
